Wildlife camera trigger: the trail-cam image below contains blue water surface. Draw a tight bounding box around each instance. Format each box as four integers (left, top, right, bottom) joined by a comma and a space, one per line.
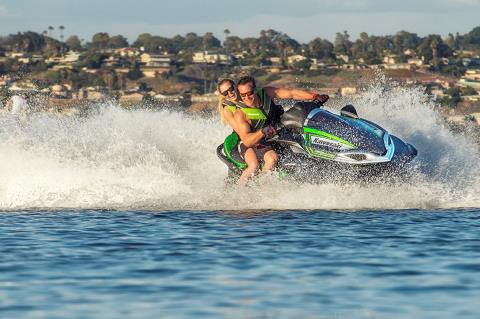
1, 209, 479, 319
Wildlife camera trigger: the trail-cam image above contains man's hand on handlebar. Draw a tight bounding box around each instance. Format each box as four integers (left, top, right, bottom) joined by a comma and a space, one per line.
261, 125, 276, 139
312, 93, 329, 106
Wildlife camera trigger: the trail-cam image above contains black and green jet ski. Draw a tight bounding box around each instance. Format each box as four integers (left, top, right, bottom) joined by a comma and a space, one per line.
216, 102, 418, 183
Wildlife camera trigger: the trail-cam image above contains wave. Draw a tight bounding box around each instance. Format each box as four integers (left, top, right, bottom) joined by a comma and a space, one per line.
1, 78, 479, 210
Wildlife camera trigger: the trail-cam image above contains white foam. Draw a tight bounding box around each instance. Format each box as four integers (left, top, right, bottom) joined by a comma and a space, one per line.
1, 78, 479, 210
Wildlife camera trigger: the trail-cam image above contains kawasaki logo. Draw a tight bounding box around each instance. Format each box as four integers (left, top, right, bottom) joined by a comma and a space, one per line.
311, 136, 355, 150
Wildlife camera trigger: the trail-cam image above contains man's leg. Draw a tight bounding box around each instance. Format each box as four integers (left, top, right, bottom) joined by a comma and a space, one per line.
261, 149, 278, 173
239, 148, 259, 184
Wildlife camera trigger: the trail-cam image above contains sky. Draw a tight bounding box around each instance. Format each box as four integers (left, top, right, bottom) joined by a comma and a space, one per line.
0, 0, 479, 43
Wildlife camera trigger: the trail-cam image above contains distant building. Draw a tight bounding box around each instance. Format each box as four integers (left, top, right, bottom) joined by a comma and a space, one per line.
268, 57, 282, 65
383, 54, 399, 65
9, 52, 26, 59
457, 78, 480, 90
287, 55, 307, 65
232, 51, 248, 60
115, 47, 141, 57
192, 51, 231, 64
61, 51, 81, 63
464, 69, 480, 81
407, 58, 424, 67
457, 70, 480, 90
140, 53, 172, 67
403, 49, 416, 57
384, 63, 412, 70
336, 54, 349, 63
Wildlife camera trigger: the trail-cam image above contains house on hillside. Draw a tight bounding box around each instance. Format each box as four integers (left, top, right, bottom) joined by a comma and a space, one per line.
139, 53, 173, 77
115, 47, 141, 58
464, 69, 480, 81
407, 58, 424, 67
269, 57, 282, 65
192, 51, 231, 64
403, 49, 416, 57
61, 51, 81, 63
383, 54, 400, 65
287, 55, 307, 65
336, 54, 349, 63
140, 53, 172, 67
457, 70, 480, 90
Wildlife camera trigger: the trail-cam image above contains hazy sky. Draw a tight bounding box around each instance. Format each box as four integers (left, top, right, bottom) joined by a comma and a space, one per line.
0, 0, 479, 43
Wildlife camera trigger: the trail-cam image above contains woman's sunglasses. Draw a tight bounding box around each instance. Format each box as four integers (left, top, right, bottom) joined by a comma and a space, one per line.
220, 86, 235, 96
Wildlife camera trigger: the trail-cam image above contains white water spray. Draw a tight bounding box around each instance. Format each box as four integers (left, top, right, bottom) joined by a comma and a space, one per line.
1, 79, 479, 210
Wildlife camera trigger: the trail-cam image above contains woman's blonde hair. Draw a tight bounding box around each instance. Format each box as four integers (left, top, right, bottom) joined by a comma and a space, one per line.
217, 78, 235, 125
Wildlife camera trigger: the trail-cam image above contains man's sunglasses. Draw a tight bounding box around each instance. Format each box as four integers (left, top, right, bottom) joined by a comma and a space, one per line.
240, 88, 256, 98
220, 86, 235, 96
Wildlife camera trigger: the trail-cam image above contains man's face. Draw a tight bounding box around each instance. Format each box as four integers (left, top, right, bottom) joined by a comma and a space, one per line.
238, 82, 258, 107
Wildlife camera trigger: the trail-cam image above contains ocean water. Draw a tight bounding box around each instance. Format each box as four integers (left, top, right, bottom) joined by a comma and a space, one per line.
1, 79, 480, 318
1, 209, 479, 319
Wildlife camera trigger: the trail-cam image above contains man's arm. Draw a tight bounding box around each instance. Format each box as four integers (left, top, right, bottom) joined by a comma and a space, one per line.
233, 109, 265, 147
264, 86, 315, 100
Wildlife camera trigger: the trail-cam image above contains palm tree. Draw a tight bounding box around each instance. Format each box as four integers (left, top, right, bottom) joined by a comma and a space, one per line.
59, 25, 65, 41
223, 28, 231, 54
48, 26, 54, 37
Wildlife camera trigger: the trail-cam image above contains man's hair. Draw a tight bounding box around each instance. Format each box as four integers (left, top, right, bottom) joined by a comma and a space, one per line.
237, 76, 256, 88
217, 78, 235, 91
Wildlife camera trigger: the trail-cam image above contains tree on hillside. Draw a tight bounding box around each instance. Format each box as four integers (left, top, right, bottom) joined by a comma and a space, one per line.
392, 31, 421, 54
133, 33, 153, 48
66, 35, 82, 51
308, 37, 334, 60
244, 37, 259, 55
224, 36, 244, 53
48, 26, 54, 37
108, 35, 129, 48
417, 34, 452, 65
44, 37, 65, 57
334, 31, 352, 56
462, 26, 480, 49
184, 32, 203, 51
202, 32, 221, 50
90, 32, 110, 50
79, 51, 107, 69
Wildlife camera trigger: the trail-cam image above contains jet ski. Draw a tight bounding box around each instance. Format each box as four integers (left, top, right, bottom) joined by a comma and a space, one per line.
216, 101, 418, 183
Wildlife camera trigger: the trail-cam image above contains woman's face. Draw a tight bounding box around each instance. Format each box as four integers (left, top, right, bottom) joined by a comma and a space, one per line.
219, 82, 238, 101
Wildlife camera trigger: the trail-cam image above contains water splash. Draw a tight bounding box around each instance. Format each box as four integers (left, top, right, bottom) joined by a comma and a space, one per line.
1, 79, 479, 210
